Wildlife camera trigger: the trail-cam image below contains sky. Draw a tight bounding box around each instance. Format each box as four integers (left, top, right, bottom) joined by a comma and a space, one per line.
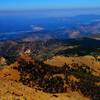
0, 0, 100, 11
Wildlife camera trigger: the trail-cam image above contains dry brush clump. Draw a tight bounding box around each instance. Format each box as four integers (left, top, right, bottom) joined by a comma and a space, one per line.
42, 76, 64, 93
64, 63, 100, 100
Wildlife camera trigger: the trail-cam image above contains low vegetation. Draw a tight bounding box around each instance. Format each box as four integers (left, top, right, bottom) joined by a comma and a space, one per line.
17, 57, 100, 100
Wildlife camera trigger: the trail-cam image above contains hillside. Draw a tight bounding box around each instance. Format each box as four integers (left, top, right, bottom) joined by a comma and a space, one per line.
44, 55, 100, 76
0, 38, 99, 100
0, 80, 89, 100
0, 53, 100, 100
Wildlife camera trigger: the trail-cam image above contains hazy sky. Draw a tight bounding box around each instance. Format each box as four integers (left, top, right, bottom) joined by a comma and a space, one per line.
0, 0, 100, 11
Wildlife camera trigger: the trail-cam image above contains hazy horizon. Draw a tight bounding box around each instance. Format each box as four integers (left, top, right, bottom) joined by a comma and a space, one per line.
0, 0, 100, 11
0, 8, 100, 17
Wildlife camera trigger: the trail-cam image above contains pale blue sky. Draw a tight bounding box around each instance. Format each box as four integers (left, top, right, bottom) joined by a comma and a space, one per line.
0, 0, 100, 11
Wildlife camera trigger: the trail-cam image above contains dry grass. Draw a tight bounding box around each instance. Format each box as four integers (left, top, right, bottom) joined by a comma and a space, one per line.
44, 55, 100, 76
0, 79, 89, 100
0, 55, 98, 100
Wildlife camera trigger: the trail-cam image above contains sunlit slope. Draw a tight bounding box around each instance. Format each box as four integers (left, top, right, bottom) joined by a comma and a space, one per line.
0, 54, 90, 100
0, 80, 89, 100
44, 56, 100, 76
